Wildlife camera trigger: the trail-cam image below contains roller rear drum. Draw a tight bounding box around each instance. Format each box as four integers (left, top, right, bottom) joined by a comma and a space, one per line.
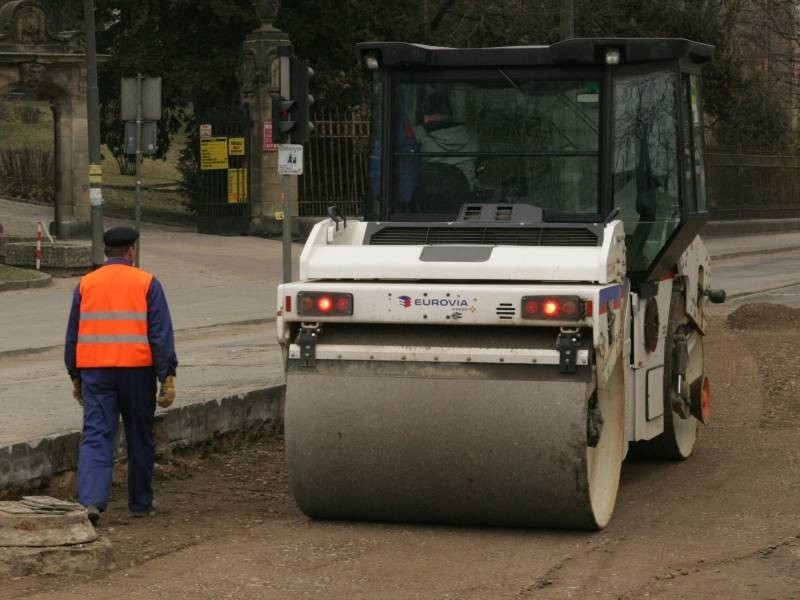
285, 360, 625, 529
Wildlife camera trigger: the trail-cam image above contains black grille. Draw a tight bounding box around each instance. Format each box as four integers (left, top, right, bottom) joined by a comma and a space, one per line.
368, 226, 599, 247
496, 303, 516, 320
462, 206, 483, 221
494, 206, 513, 221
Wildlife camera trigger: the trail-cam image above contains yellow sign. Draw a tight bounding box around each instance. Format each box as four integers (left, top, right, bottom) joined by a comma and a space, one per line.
228, 137, 245, 156
274, 211, 285, 221
89, 164, 102, 175
227, 168, 248, 203
200, 137, 229, 170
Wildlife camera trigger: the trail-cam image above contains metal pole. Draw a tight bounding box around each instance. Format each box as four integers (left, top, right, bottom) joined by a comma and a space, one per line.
282, 175, 292, 282
560, 0, 574, 40
134, 73, 143, 267
51, 102, 60, 235
280, 54, 292, 283
83, 0, 104, 267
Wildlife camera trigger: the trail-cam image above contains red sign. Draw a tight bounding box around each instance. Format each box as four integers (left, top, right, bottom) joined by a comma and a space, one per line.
262, 121, 278, 152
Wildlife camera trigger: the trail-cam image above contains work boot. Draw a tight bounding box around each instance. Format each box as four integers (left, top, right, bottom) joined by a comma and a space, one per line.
129, 497, 159, 518
85, 504, 100, 526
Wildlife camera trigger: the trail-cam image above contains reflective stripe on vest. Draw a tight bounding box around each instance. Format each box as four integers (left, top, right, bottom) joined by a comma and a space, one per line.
76, 264, 154, 368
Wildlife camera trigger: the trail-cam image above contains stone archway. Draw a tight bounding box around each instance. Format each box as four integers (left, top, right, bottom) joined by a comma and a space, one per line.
0, 0, 90, 239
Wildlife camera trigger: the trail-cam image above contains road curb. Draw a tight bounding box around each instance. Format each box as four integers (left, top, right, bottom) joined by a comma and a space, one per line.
0, 385, 285, 492
0, 270, 52, 292
705, 218, 800, 237
712, 244, 800, 261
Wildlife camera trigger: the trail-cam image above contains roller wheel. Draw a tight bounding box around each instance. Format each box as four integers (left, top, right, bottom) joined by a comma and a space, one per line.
285, 356, 626, 530
632, 287, 702, 459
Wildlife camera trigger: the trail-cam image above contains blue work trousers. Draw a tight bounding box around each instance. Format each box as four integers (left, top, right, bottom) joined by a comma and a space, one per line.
77, 367, 157, 512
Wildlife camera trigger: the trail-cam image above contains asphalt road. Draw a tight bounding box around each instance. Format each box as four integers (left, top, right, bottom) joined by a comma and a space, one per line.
712, 249, 800, 308
0, 198, 299, 446
2, 199, 800, 598
2, 191, 800, 446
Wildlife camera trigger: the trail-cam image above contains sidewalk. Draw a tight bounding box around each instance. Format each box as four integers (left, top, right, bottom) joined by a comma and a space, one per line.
2, 197, 800, 485
704, 230, 800, 260
0, 198, 302, 451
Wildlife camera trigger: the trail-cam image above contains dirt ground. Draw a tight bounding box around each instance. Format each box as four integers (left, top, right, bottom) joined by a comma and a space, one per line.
3, 304, 800, 600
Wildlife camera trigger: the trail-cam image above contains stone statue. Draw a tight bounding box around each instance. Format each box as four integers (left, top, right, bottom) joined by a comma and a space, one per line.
237, 47, 258, 94
16, 5, 46, 44
20, 61, 45, 88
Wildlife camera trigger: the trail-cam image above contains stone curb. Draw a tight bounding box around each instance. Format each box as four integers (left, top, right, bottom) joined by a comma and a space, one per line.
0, 385, 285, 491
712, 244, 800, 261
704, 218, 800, 237
0, 270, 52, 292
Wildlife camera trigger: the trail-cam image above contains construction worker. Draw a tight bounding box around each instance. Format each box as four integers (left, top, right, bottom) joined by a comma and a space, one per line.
64, 226, 178, 526
413, 90, 479, 189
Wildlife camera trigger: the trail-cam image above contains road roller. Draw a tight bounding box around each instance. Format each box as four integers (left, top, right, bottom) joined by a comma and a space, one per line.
276, 38, 726, 529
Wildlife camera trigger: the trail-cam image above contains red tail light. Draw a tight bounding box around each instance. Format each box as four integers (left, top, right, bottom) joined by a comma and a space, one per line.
297, 292, 354, 316
317, 296, 333, 312
521, 295, 583, 321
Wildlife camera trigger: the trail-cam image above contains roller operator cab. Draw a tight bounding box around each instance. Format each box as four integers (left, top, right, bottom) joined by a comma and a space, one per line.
277, 38, 725, 530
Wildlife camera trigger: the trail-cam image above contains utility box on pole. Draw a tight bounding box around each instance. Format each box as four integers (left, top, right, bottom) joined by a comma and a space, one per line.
121, 77, 162, 121
120, 75, 162, 266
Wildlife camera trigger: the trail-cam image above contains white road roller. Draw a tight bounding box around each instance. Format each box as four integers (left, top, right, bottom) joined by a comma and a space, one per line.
277, 38, 726, 529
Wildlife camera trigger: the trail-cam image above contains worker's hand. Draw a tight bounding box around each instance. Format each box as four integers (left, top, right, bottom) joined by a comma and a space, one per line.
71, 377, 83, 407
158, 375, 176, 408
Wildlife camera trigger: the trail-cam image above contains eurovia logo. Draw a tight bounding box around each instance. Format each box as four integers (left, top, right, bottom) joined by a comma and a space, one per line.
396, 294, 472, 311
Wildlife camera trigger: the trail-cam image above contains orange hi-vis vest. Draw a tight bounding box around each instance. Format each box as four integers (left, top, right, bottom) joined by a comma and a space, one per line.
76, 263, 154, 368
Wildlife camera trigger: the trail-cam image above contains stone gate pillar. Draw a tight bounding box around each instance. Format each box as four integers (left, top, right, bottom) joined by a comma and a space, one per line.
238, 0, 297, 236
0, 0, 90, 239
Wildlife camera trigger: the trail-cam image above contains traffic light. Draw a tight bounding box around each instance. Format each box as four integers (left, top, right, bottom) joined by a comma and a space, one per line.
289, 57, 315, 144
270, 56, 314, 144
272, 95, 297, 144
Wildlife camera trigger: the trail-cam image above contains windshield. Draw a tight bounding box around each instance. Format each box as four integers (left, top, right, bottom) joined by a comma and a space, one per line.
382, 75, 601, 221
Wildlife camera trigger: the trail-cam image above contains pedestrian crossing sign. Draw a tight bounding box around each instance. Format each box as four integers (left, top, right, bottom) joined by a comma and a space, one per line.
278, 144, 303, 175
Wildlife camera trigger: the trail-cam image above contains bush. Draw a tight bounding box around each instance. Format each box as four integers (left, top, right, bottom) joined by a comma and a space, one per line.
0, 148, 54, 202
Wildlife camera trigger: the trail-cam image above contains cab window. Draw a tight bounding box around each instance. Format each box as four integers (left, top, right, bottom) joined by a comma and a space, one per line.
613, 71, 681, 272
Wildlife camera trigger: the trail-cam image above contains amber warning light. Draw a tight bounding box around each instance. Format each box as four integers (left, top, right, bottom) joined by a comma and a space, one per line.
521, 295, 582, 320
297, 291, 353, 316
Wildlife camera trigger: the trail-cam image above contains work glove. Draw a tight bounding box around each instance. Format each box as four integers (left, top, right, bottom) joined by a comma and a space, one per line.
71, 377, 83, 407
158, 375, 176, 408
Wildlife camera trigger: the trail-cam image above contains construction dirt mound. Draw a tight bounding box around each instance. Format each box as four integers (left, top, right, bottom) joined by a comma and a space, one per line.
725, 302, 800, 331
721, 304, 800, 428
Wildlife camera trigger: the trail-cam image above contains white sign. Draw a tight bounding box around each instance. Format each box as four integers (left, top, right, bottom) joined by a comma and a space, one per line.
278, 144, 304, 175
199, 123, 212, 138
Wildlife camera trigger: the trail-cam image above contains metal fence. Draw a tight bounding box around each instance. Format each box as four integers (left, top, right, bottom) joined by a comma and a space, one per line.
297, 113, 800, 220
706, 150, 800, 219
299, 110, 370, 217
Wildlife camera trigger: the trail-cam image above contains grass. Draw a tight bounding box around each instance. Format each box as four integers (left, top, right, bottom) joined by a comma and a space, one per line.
0, 100, 53, 151
99, 134, 191, 222
101, 186, 191, 219
100, 134, 190, 219
0, 101, 193, 219
101, 132, 187, 188
0, 263, 41, 282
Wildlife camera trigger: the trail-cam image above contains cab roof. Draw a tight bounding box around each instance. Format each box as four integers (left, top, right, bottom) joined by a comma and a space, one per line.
356, 38, 714, 69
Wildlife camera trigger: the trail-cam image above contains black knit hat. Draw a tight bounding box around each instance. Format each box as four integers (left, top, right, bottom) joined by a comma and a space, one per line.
423, 91, 451, 116
103, 226, 139, 247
